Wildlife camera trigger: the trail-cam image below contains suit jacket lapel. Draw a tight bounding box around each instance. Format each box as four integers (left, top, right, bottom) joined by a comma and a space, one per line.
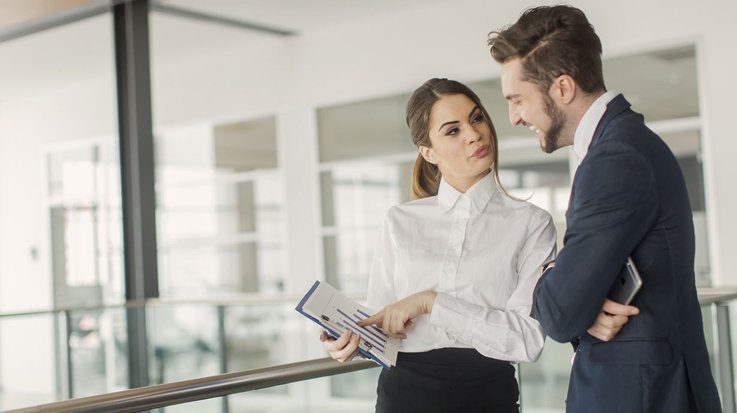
589, 94, 631, 149
566, 94, 632, 227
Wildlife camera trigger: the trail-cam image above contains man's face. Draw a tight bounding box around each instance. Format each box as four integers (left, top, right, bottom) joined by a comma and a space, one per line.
500, 58, 569, 153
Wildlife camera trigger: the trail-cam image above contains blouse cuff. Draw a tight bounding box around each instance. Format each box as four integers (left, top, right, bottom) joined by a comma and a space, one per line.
429, 292, 479, 340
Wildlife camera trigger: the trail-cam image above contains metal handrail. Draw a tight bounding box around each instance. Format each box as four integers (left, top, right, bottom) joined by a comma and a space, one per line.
0, 293, 370, 319
6, 358, 377, 413
1, 286, 735, 319
695, 286, 737, 305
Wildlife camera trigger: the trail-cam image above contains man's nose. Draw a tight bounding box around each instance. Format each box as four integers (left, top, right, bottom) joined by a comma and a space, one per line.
508, 106, 522, 126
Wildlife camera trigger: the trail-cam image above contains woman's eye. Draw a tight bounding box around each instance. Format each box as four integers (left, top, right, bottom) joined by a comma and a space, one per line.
446, 127, 459, 136
472, 114, 484, 123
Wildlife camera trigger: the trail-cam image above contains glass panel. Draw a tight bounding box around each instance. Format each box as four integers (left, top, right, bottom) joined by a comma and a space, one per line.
321, 163, 409, 229
320, 162, 410, 292
155, 117, 284, 297
701, 304, 718, 380
731, 302, 737, 404
317, 94, 414, 162
605, 46, 698, 121
518, 340, 571, 412
68, 308, 129, 398
0, 315, 57, 410
150, 1, 286, 299
1, 11, 120, 408
322, 232, 376, 293
47, 141, 124, 308
213, 118, 278, 172
158, 180, 277, 241
47, 146, 97, 200
501, 160, 571, 247
148, 305, 220, 384
329, 368, 381, 399
159, 240, 284, 296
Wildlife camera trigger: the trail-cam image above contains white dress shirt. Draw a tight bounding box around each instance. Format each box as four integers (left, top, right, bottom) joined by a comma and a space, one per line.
366, 172, 557, 363
572, 90, 620, 166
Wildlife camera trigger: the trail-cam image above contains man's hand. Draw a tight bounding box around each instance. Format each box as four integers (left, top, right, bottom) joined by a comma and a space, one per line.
357, 291, 437, 338
587, 299, 640, 341
320, 330, 359, 363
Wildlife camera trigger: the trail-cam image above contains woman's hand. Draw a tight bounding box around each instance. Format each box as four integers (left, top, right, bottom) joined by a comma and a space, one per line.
357, 291, 437, 338
320, 330, 360, 363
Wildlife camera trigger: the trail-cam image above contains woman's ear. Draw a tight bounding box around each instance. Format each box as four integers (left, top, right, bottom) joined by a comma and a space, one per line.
419, 145, 437, 164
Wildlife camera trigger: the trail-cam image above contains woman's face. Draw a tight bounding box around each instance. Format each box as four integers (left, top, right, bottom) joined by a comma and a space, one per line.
421, 94, 494, 184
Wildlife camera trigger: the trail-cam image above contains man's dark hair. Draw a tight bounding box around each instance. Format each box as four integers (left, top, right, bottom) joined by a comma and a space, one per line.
488, 5, 606, 95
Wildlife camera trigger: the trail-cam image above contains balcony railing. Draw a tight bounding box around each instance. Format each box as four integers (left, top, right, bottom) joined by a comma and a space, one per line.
2, 287, 736, 413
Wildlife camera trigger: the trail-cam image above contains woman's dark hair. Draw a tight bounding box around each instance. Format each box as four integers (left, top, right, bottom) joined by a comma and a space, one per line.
488, 5, 606, 95
406, 78, 508, 200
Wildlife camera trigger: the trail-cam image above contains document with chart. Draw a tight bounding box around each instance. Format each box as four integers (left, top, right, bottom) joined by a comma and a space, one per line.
296, 281, 400, 368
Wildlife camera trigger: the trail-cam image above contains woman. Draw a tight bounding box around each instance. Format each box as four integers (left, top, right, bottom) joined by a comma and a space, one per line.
321, 78, 556, 412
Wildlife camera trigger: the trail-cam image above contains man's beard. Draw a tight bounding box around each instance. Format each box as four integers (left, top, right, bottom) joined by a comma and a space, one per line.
540, 94, 567, 154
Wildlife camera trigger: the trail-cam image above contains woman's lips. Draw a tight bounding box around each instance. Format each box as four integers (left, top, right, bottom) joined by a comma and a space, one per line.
471, 144, 490, 158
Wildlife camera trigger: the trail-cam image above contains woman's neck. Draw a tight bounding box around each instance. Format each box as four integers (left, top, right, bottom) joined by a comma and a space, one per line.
443, 169, 491, 193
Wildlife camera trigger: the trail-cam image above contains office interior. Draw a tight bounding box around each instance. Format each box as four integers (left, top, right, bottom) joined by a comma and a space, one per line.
1, 0, 736, 411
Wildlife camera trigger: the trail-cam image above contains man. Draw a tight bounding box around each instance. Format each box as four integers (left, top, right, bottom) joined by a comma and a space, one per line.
488, 5, 721, 413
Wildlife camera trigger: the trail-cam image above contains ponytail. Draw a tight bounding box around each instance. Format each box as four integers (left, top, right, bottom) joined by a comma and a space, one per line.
410, 153, 441, 200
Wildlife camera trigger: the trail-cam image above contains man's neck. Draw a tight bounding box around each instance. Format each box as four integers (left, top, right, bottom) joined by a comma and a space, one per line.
566, 90, 607, 140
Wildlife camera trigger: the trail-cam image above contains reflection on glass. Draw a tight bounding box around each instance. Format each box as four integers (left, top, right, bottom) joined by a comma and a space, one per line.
320, 162, 410, 292
518, 340, 570, 412
47, 141, 124, 307
67, 308, 129, 398
155, 116, 284, 297
0, 315, 58, 410
317, 95, 414, 163
330, 368, 381, 399
322, 232, 375, 293
321, 163, 408, 228
149, 305, 220, 384
159, 241, 283, 296
500, 160, 571, 250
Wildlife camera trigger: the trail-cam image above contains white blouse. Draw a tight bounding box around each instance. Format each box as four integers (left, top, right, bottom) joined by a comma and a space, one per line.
366, 173, 556, 363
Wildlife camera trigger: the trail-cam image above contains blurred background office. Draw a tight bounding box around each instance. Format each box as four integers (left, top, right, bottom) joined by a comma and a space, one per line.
0, 0, 736, 412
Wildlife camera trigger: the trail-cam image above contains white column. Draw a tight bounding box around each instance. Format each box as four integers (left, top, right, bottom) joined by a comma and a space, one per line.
276, 107, 324, 293
697, 9, 737, 286
276, 107, 334, 410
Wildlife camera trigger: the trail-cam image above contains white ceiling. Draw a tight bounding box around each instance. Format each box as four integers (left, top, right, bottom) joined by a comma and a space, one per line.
158, 0, 449, 33
0, 0, 700, 139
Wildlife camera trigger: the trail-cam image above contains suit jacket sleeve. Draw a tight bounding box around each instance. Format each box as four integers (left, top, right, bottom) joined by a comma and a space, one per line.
532, 139, 658, 342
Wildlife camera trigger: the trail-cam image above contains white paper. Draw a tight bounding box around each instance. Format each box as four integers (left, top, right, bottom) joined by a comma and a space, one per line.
298, 281, 399, 367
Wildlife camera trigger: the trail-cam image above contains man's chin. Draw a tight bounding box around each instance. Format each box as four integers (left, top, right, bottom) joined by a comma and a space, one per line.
539, 139, 559, 154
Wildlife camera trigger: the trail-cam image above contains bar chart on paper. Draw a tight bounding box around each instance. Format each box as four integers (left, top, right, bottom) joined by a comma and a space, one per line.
296, 281, 399, 367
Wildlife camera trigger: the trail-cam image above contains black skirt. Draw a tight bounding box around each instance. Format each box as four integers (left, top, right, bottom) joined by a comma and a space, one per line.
375, 348, 519, 413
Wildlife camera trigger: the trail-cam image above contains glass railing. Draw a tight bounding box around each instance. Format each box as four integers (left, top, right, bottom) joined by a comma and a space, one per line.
2, 288, 736, 413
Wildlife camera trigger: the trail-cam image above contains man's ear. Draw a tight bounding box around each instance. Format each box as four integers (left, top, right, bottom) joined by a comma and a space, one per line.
419, 145, 437, 164
550, 74, 577, 105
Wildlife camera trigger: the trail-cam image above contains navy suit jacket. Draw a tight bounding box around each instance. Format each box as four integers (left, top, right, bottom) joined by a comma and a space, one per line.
532, 95, 721, 412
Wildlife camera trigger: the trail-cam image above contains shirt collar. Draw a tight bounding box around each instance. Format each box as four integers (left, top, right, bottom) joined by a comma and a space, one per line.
572, 90, 620, 165
437, 172, 497, 213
